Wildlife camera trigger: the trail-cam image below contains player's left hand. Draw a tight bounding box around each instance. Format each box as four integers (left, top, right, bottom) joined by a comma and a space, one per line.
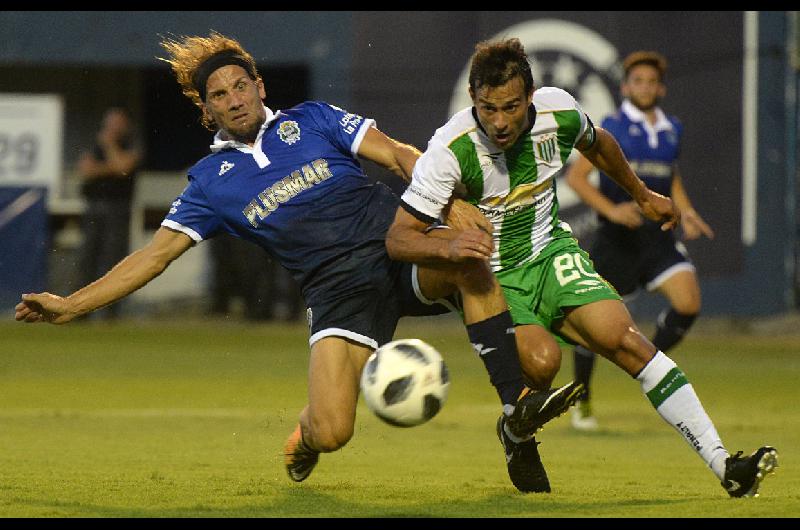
637, 189, 680, 231
681, 209, 715, 240
443, 198, 493, 236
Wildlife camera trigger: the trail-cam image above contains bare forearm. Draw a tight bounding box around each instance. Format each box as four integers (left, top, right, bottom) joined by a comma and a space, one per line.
386, 224, 451, 265
66, 249, 170, 316
387, 141, 422, 183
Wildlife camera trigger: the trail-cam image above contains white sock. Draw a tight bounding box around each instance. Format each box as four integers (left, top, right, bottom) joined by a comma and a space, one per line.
637, 351, 729, 480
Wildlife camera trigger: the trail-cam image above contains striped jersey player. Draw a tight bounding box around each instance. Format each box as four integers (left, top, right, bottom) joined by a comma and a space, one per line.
404, 86, 593, 274
387, 37, 776, 498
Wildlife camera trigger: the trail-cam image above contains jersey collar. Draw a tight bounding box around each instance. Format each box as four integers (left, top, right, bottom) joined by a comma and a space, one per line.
621, 99, 672, 132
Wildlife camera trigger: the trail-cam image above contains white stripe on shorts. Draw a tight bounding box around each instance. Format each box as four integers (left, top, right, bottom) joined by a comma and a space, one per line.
308, 328, 378, 349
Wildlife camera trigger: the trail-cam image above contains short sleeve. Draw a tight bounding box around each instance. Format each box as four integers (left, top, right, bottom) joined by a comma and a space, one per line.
161, 176, 222, 242
400, 138, 462, 224
306, 101, 376, 157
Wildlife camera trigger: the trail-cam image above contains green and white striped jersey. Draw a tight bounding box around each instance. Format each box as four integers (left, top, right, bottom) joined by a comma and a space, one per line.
402, 86, 595, 272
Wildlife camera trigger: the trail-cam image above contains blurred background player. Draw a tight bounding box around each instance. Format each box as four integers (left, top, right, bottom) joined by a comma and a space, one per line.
76, 107, 142, 320
389, 38, 776, 497
565, 51, 715, 431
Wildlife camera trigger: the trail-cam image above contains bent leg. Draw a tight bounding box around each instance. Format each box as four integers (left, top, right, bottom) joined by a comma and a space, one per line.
652, 270, 701, 352
514, 324, 562, 390
559, 299, 729, 480
299, 336, 373, 452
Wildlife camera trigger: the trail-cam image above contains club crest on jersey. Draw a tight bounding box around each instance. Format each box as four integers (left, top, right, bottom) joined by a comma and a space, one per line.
278, 120, 301, 145
219, 161, 235, 176
535, 135, 558, 163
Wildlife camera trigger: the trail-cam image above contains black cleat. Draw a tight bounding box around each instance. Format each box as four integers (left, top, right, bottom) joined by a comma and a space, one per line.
497, 415, 550, 493
505, 381, 586, 439
721, 446, 778, 498
284, 424, 320, 482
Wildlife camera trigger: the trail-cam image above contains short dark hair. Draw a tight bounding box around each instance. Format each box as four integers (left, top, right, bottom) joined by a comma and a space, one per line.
469, 38, 534, 95
623, 51, 667, 81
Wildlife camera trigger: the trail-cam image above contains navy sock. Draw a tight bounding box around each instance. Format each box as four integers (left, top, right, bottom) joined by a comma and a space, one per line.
573, 345, 595, 401
466, 311, 525, 406
652, 309, 697, 352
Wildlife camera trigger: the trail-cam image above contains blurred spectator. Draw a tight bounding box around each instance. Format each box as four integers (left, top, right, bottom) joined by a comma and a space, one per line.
77, 108, 142, 320
209, 234, 303, 321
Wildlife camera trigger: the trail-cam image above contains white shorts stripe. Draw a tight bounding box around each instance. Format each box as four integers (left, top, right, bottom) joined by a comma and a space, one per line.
411, 263, 460, 314
309, 328, 378, 349
646, 262, 696, 292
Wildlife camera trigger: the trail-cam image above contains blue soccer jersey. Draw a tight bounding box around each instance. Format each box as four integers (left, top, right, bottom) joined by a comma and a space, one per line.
162, 101, 400, 302
599, 99, 682, 209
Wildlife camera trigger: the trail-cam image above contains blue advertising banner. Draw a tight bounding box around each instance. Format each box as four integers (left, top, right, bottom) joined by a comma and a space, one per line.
0, 187, 48, 311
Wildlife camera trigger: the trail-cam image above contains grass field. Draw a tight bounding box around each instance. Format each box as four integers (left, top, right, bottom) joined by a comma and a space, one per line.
1, 316, 798, 517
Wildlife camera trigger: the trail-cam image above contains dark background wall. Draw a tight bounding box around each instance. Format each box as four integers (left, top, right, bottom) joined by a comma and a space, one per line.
0, 11, 796, 316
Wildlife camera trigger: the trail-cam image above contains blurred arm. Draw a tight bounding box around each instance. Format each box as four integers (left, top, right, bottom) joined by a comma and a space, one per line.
564, 151, 643, 229
578, 127, 679, 231
671, 167, 714, 240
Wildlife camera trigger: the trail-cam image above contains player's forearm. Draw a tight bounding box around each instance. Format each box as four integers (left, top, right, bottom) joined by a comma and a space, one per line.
386, 224, 450, 265
389, 141, 422, 183
583, 128, 648, 203
66, 247, 172, 316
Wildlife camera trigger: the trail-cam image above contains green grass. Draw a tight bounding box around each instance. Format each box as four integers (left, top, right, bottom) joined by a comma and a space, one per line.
0, 317, 798, 517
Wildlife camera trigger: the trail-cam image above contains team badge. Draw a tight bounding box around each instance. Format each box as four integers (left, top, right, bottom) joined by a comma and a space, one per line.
219, 161, 235, 175
306, 307, 313, 330
535, 135, 558, 163
278, 120, 301, 145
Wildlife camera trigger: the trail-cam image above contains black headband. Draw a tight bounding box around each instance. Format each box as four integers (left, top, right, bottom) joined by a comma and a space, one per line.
193, 51, 256, 101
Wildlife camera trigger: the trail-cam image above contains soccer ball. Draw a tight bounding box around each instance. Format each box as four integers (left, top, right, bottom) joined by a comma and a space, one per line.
360, 338, 450, 427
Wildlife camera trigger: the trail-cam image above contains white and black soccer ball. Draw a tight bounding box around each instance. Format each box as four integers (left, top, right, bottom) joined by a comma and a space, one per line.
360, 338, 450, 427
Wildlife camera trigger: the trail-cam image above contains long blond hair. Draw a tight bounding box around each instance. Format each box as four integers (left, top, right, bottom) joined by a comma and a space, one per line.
158, 31, 259, 130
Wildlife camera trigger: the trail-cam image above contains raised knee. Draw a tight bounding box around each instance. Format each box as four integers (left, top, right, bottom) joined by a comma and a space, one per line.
516, 338, 561, 390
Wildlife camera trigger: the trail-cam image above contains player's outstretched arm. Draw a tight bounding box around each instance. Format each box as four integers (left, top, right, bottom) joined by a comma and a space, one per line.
15, 227, 194, 324
579, 127, 679, 231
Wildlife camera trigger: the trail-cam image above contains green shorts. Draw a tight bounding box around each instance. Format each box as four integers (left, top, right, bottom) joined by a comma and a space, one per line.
496, 237, 621, 344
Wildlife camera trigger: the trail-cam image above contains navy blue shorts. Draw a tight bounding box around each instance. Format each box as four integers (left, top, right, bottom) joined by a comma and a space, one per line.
590, 224, 695, 297
303, 245, 457, 349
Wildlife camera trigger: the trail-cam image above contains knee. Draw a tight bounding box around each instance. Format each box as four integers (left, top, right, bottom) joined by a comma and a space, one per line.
516, 336, 561, 389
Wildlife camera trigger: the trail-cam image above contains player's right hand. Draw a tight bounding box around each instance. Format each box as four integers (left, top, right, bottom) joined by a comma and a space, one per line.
15, 293, 76, 324
446, 229, 494, 262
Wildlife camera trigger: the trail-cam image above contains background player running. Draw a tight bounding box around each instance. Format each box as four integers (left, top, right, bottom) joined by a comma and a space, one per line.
565, 51, 714, 431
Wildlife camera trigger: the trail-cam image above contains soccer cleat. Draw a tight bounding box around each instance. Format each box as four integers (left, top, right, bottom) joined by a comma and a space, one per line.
505, 381, 586, 438
570, 399, 599, 431
497, 415, 550, 493
284, 424, 320, 482
721, 446, 778, 498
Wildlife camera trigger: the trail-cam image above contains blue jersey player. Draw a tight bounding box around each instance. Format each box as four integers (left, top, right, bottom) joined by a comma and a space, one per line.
15, 32, 584, 491
565, 51, 715, 431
